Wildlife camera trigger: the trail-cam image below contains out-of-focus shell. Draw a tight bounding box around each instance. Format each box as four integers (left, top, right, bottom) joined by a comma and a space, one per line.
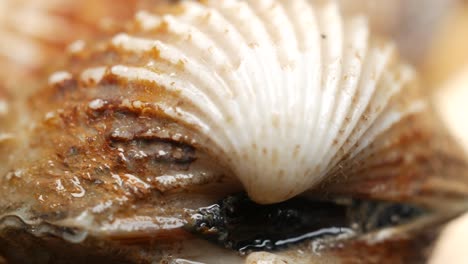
423, 2, 468, 88
433, 65, 468, 154
0, 0, 141, 95
340, 0, 458, 65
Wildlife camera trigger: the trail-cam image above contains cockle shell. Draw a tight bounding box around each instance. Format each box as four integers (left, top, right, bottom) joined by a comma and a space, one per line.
1, 0, 468, 263
88, 0, 465, 204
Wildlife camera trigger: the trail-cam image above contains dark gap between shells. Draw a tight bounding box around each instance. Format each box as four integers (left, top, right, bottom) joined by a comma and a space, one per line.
185, 193, 427, 254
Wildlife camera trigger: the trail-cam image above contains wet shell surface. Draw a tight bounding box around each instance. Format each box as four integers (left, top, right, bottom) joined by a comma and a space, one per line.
1, 0, 468, 263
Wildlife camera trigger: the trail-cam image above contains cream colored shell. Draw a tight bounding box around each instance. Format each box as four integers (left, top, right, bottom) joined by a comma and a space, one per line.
84, 0, 421, 204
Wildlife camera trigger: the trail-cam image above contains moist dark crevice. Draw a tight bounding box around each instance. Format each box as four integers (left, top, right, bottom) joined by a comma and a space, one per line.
186, 193, 427, 254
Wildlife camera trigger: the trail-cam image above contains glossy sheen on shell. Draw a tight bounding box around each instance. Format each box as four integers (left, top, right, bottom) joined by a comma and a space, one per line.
103, 0, 416, 203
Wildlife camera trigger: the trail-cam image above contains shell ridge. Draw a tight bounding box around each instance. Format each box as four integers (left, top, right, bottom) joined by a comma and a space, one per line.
109, 46, 227, 122
278, 0, 320, 51
293, 2, 322, 167
327, 58, 418, 176
333, 102, 427, 180
327, 44, 395, 170
212, 0, 274, 49
247, 0, 299, 65
155, 7, 265, 148
177, 2, 247, 68
269, 0, 309, 141
160, 15, 234, 71
321, 16, 369, 170
351, 67, 421, 157
112, 31, 249, 146
108, 64, 230, 144
241, 0, 284, 131
255, 0, 297, 139
312, 2, 344, 177
130, 8, 255, 149
349, 69, 406, 157
135, 10, 162, 31
205, 0, 279, 148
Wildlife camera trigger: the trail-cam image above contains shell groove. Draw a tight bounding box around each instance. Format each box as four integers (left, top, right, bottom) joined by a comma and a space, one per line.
30, 0, 468, 206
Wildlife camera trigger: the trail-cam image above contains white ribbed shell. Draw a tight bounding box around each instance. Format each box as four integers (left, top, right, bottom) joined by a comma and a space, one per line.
98, 0, 423, 204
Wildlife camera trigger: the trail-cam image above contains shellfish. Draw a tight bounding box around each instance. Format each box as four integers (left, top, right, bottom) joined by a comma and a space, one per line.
0, 0, 467, 263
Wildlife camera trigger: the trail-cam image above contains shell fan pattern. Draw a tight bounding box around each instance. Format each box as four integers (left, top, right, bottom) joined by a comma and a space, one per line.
37, 0, 468, 205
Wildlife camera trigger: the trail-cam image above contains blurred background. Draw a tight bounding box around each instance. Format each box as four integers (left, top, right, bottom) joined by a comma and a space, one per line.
0, 0, 467, 263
